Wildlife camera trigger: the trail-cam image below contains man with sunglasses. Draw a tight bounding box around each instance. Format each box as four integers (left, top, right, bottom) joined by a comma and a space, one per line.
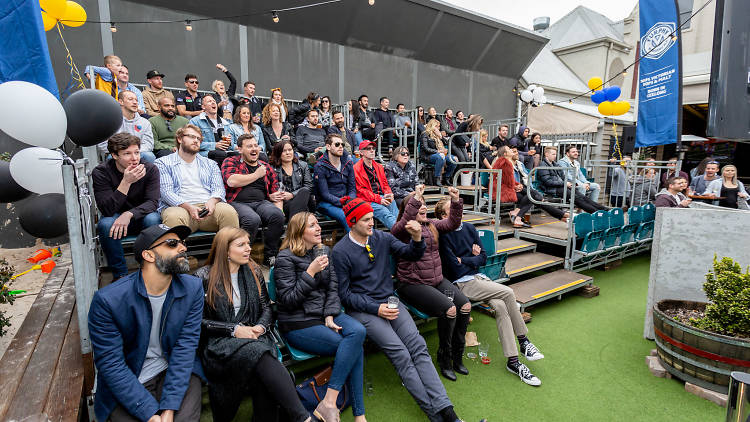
89, 224, 205, 422
93, 133, 162, 280
314, 133, 357, 231
353, 140, 399, 229
332, 198, 473, 422
150, 97, 189, 158
176, 74, 203, 118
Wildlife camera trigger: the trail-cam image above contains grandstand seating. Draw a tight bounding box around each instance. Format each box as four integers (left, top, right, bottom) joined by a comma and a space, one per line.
266, 268, 317, 362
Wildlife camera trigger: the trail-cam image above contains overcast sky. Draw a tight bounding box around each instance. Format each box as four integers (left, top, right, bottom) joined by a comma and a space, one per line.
442, 0, 639, 29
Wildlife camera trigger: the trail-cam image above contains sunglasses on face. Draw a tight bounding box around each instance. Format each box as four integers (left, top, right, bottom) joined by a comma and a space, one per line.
149, 238, 186, 250
165, 120, 173, 131
322, 99, 329, 103
187, 80, 199, 84
399, 152, 409, 157
332, 142, 343, 147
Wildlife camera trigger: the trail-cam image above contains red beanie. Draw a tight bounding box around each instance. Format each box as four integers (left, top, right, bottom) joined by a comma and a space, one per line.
340, 196, 374, 227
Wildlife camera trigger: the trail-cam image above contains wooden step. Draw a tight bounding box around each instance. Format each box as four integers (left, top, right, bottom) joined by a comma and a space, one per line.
510, 269, 594, 311
460, 211, 493, 225
496, 238, 536, 256
504, 252, 563, 278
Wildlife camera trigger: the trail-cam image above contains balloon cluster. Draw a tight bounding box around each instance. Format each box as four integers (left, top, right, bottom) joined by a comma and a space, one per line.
0, 81, 123, 238
519, 85, 547, 107
40, 0, 87, 31
588, 77, 630, 116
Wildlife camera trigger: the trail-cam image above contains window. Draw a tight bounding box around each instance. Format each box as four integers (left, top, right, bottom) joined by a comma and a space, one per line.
678, 0, 693, 29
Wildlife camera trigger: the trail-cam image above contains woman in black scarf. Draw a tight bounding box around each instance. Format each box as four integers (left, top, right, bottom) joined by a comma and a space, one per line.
195, 227, 313, 422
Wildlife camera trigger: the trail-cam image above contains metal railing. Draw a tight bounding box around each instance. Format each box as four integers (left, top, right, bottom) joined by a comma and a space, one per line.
526, 166, 578, 268
585, 159, 674, 208
450, 167, 505, 240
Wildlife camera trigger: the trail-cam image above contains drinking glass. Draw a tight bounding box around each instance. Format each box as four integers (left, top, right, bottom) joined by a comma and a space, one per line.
466, 347, 478, 364
387, 296, 399, 309
478, 343, 490, 364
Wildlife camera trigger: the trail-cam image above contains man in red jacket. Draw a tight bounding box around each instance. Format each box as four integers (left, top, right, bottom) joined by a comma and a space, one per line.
353, 140, 399, 228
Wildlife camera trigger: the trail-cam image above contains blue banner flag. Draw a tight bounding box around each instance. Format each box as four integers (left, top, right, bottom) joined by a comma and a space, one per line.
635, 0, 682, 148
0, 0, 59, 98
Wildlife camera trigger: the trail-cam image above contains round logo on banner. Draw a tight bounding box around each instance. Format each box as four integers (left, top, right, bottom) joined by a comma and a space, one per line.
640, 22, 677, 60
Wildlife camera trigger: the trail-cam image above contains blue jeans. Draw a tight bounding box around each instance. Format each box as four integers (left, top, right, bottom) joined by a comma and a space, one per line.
353, 131, 363, 147
284, 313, 367, 417
318, 202, 350, 232
371, 201, 398, 229
97, 212, 161, 278
428, 153, 457, 180
140, 151, 156, 163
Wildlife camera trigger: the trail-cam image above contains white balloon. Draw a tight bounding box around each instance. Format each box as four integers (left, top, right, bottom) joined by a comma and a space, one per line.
0, 81, 67, 149
520, 90, 534, 103
533, 87, 545, 102
541, 96, 548, 104
527, 84, 537, 92
9, 147, 64, 194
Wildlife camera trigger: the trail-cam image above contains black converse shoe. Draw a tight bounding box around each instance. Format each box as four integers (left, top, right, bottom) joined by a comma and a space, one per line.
507, 361, 541, 386
521, 341, 544, 361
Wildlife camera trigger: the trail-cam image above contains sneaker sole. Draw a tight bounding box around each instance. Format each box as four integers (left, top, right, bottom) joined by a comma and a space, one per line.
506, 366, 542, 386
524, 353, 544, 361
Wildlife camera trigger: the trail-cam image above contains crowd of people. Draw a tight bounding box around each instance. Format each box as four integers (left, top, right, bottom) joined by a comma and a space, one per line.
84, 54, 746, 422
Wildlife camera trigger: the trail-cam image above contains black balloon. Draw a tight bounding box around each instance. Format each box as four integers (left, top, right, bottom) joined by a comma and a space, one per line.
0, 161, 32, 203
19, 193, 68, 239
63, 89, 122, 147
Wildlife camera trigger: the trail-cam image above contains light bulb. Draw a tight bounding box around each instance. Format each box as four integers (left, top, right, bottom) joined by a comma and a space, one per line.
671, 34, 678, 41
622, 70, 627, 76
185, 20, 192, 31
110, 23, 117, 32
369, 0, 375, 5
272, 12, 279, 23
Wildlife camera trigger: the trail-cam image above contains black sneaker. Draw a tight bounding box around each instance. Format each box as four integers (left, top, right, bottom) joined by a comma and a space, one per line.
520, 341, 544, 361
506, 361, 541, 386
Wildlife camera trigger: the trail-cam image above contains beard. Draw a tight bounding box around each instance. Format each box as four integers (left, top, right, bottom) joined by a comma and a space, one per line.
161, 109, 175, 119
154, 251, 190, 275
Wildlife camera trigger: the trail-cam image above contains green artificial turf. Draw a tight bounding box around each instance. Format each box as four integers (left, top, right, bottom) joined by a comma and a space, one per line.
339, 255, 724, 421
202, 255, 725, 421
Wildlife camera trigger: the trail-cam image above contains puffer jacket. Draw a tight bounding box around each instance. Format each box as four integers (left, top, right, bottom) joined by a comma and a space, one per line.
384, 160, 418, 201
273, 246, 341, 325
391, 196, 463, 286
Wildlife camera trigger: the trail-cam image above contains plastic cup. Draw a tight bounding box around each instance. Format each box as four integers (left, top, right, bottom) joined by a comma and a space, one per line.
387, 296, 399, 309
478, 343, 490, 364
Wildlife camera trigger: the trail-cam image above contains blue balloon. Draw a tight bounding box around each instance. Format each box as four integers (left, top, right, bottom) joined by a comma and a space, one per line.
591, 90, 606, 104
605, 86, 621, 102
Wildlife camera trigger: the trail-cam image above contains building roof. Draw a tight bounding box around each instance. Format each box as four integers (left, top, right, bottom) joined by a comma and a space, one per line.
124, 0, 548, 80
543, 6, 625, 51
521, 44, 590, 93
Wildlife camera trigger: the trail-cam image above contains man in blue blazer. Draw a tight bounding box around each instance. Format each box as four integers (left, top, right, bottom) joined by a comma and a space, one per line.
88, 224, 205, 422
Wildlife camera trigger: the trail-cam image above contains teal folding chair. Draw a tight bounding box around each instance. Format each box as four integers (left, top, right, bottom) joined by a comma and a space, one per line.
267, 268, 317, 361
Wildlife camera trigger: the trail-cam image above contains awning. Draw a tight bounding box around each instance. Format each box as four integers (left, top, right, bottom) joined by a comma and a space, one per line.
527, 104, 600, 134
123, 0, 548, 80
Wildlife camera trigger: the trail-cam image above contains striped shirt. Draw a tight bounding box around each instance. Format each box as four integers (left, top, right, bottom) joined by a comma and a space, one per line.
154, 152, 226, 211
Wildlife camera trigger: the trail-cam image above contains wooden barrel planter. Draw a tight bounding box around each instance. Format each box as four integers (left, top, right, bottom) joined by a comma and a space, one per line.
653, 300, 750, 393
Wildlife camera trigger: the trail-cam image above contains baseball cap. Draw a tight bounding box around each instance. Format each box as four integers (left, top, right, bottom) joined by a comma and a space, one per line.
133, 224, 191, 263
358, 140, 375, 151
146, 69, 166, 79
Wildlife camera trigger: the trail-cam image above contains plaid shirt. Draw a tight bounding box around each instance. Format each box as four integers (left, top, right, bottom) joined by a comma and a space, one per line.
220, 156, 279, 202
154, 152, 226, 211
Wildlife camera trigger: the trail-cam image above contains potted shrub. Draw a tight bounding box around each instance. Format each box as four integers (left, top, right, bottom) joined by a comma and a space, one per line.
652, 257, 750, 393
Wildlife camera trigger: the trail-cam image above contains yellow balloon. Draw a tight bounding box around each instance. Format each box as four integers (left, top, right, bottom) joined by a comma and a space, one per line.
59, 1, 86, 27
40, 0, 67, 20
588, 77, 603, 91
41, 10, 57, 31
617, 101, 631, 115
598, 101, 614, 116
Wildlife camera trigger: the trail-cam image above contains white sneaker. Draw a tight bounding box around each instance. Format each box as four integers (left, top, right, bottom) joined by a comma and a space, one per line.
521, 342, 544, 361
507, 362, 541, 386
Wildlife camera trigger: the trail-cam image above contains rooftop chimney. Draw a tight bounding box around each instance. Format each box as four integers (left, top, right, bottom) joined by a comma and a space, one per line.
533, 16, 550, 32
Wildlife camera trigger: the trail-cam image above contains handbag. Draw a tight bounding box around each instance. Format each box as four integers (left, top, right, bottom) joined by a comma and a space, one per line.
295, 366, 352, 412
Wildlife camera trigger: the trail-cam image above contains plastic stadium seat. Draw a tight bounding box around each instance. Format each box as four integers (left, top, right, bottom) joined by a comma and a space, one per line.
480, 253, 508, 280
574, 213, 593, 239
608, 208, 625, 228
581, 231, 603, 253
592, 210, 610, 231
602, 227, 622, 249
628, 206, 643, 226
642, 203, 656, 222
620, 224, 638, 244
636, 221, 654, 241
477, 229, 496, 255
